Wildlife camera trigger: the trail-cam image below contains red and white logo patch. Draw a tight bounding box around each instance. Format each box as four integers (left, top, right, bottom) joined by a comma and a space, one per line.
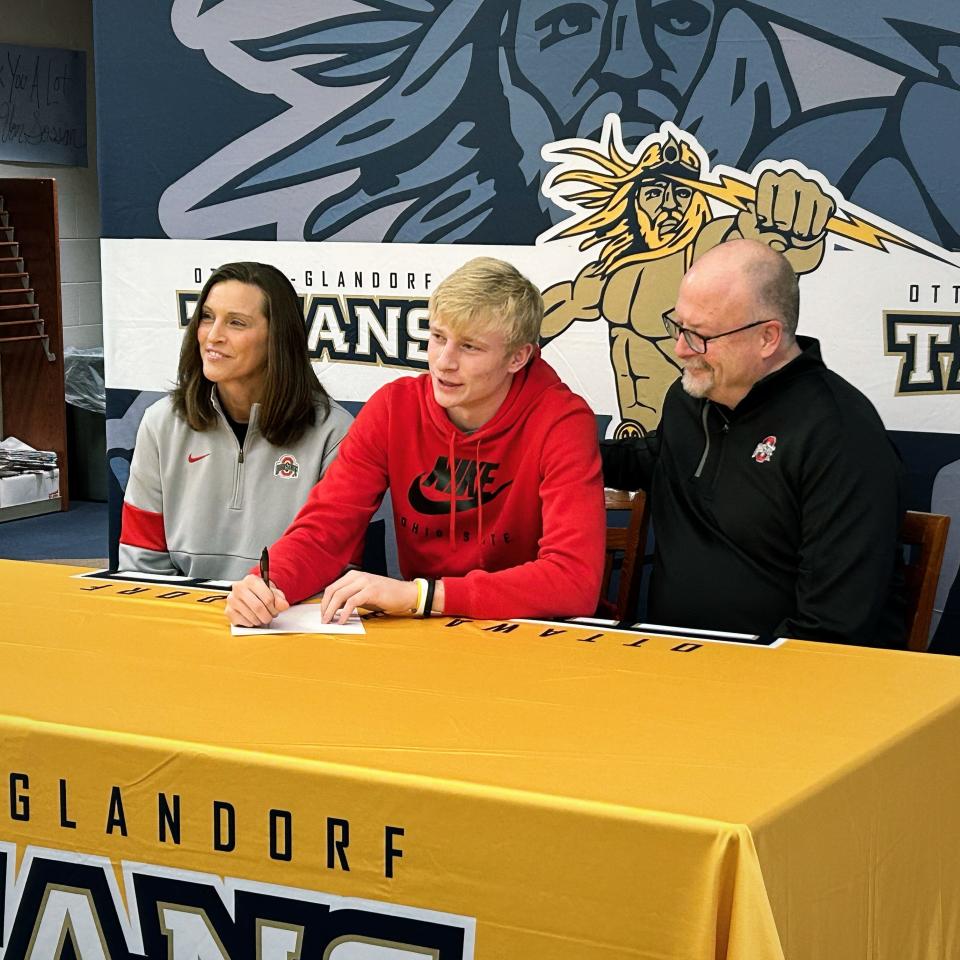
273, 454, 300, 479
752, 435, 777, 463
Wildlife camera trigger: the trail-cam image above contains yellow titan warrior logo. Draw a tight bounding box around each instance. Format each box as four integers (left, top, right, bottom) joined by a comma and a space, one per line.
538, 118, 941, 438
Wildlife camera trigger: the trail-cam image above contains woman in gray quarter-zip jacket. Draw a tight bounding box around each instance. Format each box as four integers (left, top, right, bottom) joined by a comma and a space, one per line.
119, 261, 352, 580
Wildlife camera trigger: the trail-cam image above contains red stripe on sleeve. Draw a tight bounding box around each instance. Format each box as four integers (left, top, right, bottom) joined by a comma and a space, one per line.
120, 501, 167, 552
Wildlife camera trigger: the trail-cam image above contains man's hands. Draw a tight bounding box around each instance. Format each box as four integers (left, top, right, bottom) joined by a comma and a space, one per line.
319, 572, 420, 624
226, 572, 444, 627
226, 575, 290, 627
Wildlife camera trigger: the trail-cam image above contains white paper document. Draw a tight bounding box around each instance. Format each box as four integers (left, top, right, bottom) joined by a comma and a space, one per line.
230, 603, 366, 636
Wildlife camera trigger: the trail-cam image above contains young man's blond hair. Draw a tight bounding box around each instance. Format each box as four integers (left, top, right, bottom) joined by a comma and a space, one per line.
429, 256, 544, 352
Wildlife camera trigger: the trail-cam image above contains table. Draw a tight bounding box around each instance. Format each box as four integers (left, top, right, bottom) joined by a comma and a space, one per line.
2, 560, 959, 959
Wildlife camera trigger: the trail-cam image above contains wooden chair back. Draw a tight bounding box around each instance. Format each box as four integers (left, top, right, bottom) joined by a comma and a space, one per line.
602, 489, 650, 622
900, 510, 950, 651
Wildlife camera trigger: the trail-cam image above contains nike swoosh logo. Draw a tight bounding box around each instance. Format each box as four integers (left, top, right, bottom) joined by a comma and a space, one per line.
187, 453, 210, 463
407, 475, 512, 515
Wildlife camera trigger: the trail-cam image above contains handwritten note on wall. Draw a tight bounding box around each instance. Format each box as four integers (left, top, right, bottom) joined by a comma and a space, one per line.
0, 44, 87, 166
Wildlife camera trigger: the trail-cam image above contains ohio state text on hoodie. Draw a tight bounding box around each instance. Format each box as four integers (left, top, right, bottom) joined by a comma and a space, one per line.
266, 356, 606, 619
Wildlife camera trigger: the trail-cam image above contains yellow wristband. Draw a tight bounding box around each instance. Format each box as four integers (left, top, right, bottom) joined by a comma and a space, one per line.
413, 578, 428, 616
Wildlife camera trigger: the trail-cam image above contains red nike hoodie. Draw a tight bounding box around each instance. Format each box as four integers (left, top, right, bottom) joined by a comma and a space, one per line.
264, 355, 606, 619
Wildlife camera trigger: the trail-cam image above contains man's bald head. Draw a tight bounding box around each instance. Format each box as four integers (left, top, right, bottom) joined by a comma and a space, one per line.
673, 238, 804, 408
692, 239, 799, 340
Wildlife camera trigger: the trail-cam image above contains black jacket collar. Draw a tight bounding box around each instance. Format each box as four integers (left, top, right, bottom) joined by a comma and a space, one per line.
708, 336, 824, 419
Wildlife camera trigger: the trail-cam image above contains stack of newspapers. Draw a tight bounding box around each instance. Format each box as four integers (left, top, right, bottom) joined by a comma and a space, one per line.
0, 437, 59, 508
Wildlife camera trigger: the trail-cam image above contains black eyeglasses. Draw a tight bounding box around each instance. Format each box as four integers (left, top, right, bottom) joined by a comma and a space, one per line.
662, 311, 770, 354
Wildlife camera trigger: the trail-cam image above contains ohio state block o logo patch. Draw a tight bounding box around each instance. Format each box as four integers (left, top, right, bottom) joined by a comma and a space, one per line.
752, 436, 777, 463
274, 455, 300, 478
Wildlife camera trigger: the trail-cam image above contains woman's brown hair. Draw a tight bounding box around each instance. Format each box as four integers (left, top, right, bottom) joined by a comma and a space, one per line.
171, 261, 329, 446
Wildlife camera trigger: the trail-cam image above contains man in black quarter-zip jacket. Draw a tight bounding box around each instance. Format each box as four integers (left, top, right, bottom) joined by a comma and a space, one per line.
602, 239, 905, 647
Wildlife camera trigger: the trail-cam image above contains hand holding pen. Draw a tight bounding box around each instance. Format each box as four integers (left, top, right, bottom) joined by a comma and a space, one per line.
224, 546, 291, 627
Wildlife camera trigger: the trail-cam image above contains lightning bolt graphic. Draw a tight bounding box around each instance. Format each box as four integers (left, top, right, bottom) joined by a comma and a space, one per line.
670, 173, 957, 267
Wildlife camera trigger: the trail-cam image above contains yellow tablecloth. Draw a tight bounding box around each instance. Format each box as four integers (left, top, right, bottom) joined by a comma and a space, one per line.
1, 559, 959, 959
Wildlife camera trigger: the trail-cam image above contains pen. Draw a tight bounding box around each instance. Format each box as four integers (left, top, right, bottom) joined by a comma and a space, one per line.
259, 547, 270, 586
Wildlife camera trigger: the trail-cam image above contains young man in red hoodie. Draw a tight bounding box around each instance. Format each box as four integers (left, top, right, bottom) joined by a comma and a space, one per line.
226, 256, 605, 626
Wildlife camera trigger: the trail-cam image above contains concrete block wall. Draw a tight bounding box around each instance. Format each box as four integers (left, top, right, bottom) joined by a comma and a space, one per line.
0, 0, 101, 349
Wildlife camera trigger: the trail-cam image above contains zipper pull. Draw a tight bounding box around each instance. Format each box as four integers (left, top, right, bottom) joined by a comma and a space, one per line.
238, 449, 244, 463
